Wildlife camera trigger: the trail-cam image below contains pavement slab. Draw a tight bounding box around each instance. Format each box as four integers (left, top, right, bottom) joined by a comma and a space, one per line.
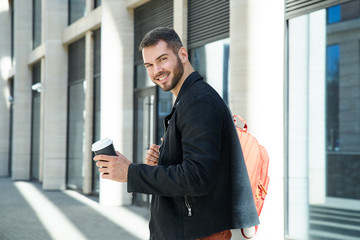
0, 177, 150, 240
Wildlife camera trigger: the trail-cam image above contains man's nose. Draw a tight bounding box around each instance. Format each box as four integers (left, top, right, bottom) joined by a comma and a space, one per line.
153, 64, 163, 76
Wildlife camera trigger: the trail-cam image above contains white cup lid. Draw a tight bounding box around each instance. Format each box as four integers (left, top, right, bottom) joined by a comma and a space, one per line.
91, 138, 113, 151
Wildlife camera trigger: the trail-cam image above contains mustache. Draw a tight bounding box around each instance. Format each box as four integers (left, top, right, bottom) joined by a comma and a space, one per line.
155, 71, 169, 79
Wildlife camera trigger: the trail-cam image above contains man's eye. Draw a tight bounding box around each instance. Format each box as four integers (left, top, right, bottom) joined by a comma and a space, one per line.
160, 57, 167, 62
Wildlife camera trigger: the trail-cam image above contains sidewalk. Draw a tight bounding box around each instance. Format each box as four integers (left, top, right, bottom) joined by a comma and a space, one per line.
0, 177, 150, 240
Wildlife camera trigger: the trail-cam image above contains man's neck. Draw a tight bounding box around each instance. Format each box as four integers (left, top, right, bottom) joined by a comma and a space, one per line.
171, 63, 195, 97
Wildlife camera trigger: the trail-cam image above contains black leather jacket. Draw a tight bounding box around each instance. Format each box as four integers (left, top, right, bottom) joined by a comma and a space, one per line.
128, 72, 259, 240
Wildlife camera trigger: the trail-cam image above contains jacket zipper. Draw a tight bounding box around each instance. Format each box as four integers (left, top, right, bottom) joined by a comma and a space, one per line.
184, 196, 192, 216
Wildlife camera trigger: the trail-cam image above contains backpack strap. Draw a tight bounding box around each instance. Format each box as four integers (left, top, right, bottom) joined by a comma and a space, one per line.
233, 115, 247, 132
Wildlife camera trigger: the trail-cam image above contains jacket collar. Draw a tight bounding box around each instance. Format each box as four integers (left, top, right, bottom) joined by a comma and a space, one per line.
164, 71, 203, 130
174, 71, 203, 107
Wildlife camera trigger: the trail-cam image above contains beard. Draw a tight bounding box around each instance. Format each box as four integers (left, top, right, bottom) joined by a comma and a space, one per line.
156, 56, 184, 92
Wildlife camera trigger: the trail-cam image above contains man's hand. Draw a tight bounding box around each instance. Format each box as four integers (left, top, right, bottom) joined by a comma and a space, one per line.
93, 151, 131, 182
145, 144, 160, 166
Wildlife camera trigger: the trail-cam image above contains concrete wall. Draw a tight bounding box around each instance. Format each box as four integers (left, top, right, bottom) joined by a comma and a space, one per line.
40, 0, 69, 190
174, 0, 188, 48
12, 0, 32, 180
99, 0, 134, 206
0, 1, 11, 176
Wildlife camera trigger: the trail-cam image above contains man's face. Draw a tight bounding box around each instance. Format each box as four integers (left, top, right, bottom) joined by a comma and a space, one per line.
142, 40, 184, 92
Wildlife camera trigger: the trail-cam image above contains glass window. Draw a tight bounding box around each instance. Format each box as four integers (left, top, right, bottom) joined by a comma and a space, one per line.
69, 0, 86, 25
327, 5, 341, 24
8, 77, 14, 176
93, 28, 101, 194
31, 62, 41, 181
327, 1, 360, 24
326, 44, 340, 152
33, 0, 42, 49
94, 0, 101, 8
157, 89, 172, 144
189, 38, 230, 104
67, 82, 86, 190
10, 1, 14, 64
135, 64, 154, 89
287, 1, 360, 239
67, 37, 86, 190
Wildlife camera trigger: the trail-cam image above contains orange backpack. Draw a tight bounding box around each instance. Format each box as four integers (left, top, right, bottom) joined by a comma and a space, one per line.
233, 115, 270, 236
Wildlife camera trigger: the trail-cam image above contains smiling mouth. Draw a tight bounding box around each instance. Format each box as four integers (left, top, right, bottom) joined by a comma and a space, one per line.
157, 73, 169, 82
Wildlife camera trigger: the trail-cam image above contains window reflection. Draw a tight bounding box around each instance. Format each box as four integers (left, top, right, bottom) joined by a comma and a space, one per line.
326, 0, 360, 201
327, 5, 341, 24
189, 38, 230, 104
288, 0, 360, 239
136, 64, 153, 89
327, 1, 360, 24
33, 0, 42, 49
326, 44, 339, 151
69, 0, 86, 25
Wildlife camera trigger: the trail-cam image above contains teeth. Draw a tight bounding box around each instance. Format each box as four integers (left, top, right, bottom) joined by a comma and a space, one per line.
158, 75, 168, 81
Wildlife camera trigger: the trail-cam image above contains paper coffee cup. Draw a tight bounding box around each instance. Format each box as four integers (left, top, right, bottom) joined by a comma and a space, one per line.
92, 138, 117, 156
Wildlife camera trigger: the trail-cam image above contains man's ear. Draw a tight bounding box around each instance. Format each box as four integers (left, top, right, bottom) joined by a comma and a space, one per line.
178, 47, 188, 63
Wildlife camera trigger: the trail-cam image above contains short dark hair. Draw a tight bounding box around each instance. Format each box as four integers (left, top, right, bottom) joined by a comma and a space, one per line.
138, 27, 183, 54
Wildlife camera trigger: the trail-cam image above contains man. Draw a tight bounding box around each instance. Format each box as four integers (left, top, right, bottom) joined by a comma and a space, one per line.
94, 27, 259, 240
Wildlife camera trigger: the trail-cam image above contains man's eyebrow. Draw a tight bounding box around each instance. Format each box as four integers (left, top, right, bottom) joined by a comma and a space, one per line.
143, 53, 168, 66
156, 53, 168, 60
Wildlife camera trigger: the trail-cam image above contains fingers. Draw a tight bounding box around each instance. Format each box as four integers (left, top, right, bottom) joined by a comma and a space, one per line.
145, 158, 158, 166
145, 153, 158, 166
95, 160, 109, 177
149, 144, 160, 153
96, 160, 108, 168
93, 154, 115, 162
94, 153, 131, 182
145, 144, 160, 166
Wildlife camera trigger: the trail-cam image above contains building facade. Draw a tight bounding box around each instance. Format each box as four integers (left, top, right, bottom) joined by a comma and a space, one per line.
0, 0, 359, 239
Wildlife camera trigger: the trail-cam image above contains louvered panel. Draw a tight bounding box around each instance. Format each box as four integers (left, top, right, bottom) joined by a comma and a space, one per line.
134, 0, 173, 64
93, 28, 101, 76
285, 0, 352, 19
188, 0, 229, 49
68, 37, 85, 84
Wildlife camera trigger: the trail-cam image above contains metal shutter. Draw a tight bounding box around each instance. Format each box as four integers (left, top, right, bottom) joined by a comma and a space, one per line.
286, 0, 352, 19
94, 28, 101, 76
188, 0, 229, 49
134, 0, 173, 64
68, 37, 85, 84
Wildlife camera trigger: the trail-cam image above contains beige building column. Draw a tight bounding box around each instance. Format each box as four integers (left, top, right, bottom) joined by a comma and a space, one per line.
99, 0, 134, 206
41, 0, 68, 190
230, 0, 285, 239
83, 31, 95, 194
82, 0, 95, 194
0, 2, 12, 176
173, 0, 188, 48
11, 1, 32, 180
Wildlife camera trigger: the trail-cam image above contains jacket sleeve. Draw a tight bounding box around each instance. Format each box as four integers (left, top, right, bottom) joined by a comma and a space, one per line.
127, 94, 225, 197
